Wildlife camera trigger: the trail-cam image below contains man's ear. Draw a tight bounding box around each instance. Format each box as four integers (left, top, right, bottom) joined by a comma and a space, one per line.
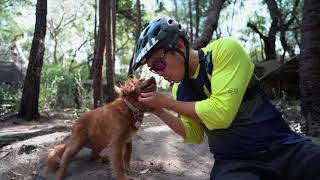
121, 79, 136, 96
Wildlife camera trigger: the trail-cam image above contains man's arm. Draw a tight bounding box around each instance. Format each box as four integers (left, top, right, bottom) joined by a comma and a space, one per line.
139, 92, 203, 124
152, 108, 186, 138
152, 108, 204, 144
166, 100, 203, 124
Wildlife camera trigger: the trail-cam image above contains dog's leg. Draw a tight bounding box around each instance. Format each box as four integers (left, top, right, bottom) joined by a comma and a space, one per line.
55, 136, 85, 180
111, 140, 129, 180
123, 141, 132, 170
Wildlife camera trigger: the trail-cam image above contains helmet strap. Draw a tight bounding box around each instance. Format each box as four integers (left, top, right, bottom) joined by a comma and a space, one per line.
169, 42, 190, 81
184, 43, 190, 81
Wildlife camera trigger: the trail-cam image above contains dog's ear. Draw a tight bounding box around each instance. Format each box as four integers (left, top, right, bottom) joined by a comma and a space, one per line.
114, 85, 121, 97
121, 79, 136, 96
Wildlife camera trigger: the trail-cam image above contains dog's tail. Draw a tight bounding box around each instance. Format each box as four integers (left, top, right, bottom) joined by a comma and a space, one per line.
46, 144, 66, 173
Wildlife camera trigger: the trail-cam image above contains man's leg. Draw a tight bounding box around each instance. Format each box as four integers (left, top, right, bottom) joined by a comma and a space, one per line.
283, 140, 320, 180
210, 160, 261, 180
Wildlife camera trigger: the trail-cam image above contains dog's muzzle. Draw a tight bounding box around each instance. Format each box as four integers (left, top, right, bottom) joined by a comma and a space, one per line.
141, 76, 157, 93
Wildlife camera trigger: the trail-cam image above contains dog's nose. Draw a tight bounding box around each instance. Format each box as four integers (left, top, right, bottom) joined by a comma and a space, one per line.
150, 76, 155, 81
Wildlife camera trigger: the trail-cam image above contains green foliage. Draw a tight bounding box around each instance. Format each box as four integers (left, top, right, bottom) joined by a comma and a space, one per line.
0, 84, 22, 115
115, 73, 129, 85
116, 14, 136, 70
45, 0, 96, 65
0, 0, 32, 61
0, 8, 20, 61
117, 0, 134, 10
249, 12, 268, 34
249, 47, 265, 62
0, 0, 306, 117
39, 63, 93, 110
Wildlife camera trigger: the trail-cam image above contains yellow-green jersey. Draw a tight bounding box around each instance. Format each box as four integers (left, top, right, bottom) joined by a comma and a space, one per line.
172, 37, 254, 144
172, 37, 306, 161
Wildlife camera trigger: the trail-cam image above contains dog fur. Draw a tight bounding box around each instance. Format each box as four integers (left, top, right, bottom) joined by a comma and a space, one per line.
47, 77, 156, 180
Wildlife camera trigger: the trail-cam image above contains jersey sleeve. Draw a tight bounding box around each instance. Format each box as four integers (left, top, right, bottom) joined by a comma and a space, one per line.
195, 38, 254, 130
172, 83, 204, 144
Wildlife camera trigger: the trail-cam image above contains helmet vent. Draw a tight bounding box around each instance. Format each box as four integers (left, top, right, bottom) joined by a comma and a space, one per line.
168, 19, 173, 24
142, 38, 147, 48
143, 27, 150, 37
143, 22, 149, 28
153, 26, 161, 37
178, 24, 182, 30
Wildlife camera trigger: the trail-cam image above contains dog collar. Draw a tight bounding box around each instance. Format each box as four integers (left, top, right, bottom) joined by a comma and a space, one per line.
123, 98, 144, 128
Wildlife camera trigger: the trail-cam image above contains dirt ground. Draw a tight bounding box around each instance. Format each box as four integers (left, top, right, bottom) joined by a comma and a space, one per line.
2, 96, 319, 180
0, 111, 214, 180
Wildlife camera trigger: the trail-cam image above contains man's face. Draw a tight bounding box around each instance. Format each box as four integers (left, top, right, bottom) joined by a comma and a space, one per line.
146, 49, 185, 83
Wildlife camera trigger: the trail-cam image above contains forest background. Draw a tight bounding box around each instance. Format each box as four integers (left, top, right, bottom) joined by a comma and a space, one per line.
0, 0, 319, 137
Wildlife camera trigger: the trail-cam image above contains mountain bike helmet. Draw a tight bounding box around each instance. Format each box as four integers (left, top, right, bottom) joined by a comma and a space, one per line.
131, 17, 190, 80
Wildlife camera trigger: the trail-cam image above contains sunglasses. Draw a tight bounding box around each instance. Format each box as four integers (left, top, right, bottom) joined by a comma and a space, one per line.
149, 50, 168, 73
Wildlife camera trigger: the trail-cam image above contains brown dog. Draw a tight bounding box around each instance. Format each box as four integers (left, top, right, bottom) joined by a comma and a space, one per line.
47, 77, 156, 180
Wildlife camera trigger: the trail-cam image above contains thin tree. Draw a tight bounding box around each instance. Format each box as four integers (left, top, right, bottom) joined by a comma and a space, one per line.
135, 0, 142, 41
247, 0, 279, 61
300, 0, 320, 137
89, 0, 99, 79
47, 2, 77, 64
93, 0, 107, 108
188, 0, 193, 43
173, 0, 179, 22
192, 0, 226, 50
18, 0, 47, 120
247, 0, 300, 61
195, 0, 200, 38
278, 0, 300, 60
127, 0, 142, 77
105, 0, 116, 103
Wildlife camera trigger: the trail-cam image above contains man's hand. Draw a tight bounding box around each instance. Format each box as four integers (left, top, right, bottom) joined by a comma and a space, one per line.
139, 92, 203, 124
138, 92, 172, 109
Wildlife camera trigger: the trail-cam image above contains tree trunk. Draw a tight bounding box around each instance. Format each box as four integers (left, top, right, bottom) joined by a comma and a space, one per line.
173, 0, 179, 22
128, 0, 141, 77
267, 0, 298, 60
135, 0, 141, 43
279, 0, 300, 59
93, 0, 107, 108
89, 0, 99, 79
265, 30, 277, 60
300, 0, 320, 137
264, 0, 278, 60
247, 21, 277, 61
195, 0, 200, 38
192, 0, 226, 50
105, 0, 116, 103
18, 0, 47, 120
53, 38, 58, 64
247, 0, 280, 61
188, 0, 193, 43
